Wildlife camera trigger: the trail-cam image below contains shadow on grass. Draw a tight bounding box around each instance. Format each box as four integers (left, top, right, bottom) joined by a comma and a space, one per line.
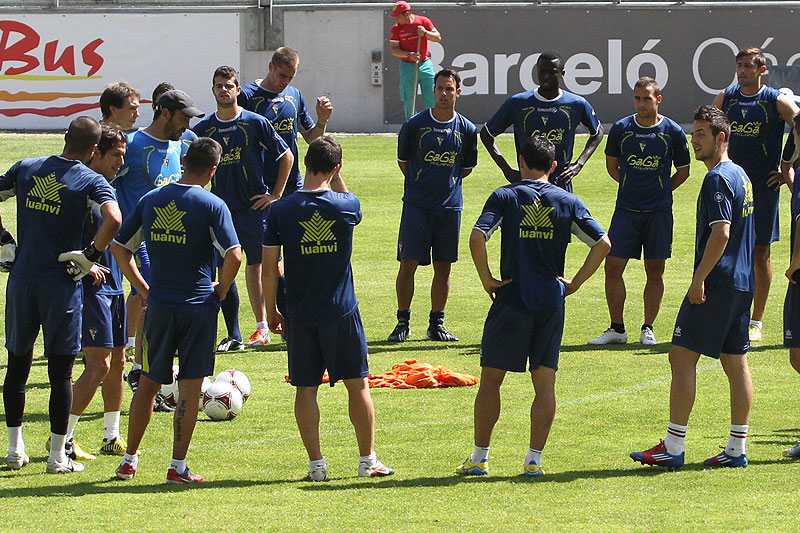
563, 343, 671, 354
367, 341, 480, 355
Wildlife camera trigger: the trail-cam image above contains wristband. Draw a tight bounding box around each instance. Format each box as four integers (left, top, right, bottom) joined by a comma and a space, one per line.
83, 243, 102, 263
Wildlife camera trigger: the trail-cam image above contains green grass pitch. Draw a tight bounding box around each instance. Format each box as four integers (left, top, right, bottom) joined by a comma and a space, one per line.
0, 132, 799, 531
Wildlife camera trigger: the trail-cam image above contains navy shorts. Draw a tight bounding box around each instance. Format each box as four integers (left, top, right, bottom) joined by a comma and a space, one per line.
130, 243, 151, 296
81, 291, 126, 349
608, 209, 672, 260
752, 185, 779, 246
784, 282, 800, 348
5, 278, 82, 355
143, 300, 220, 384
397, 203, 460, 265
480, 300, 564, 372
231, 208, 266, 266
286, 308, 369, 387
671, 285, 752, 358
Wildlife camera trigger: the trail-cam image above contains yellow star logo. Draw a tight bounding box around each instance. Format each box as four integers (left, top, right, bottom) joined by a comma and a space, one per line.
30, 173, 67, 203
151, 201, 186, 235
299, 211, 336, 244
521, 198, 554, 228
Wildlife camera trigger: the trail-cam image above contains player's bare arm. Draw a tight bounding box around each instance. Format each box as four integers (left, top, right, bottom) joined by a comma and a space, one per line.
480, 126, 521, 183
111, 241, 149, 300
670, 166, 691, 191
712, 90, 726, 110
559, 234, 611, 295
253, 151, 295, 207
214, 245, 242, 301
300, 96, 333, 143
261, 245, 284, 334
330, 166, 349, 193
787, 217, 800, 284
416, 25, 441, 42
557, 124, 605, 185
606, 155, 620, 182
469, 228, 512, 300
688, 222, 729, 304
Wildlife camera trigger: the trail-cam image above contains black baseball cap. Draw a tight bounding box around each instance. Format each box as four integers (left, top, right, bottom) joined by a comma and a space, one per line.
155, 90, 205, 118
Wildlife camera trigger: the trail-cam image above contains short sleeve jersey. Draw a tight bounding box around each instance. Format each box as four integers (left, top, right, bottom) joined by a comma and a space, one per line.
114, 129, 187, 218
485, 89, 600, 192
238, 83, 314, 196
695, 161, 754, 292
474, 180, 605, 311
390, 15, 436, 62
192, 110, 289, 211
792, 175, 800, 256
114, 183, 239, 306
605, 115, 690, 212
720, 85, 784, 187
397, 109, 478, 211
0, 156, 116, 284
263, 189, 361, 324
82, 203, 123, 296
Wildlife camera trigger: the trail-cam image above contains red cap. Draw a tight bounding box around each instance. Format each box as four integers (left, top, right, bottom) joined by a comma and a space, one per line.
390, 1, 411, 17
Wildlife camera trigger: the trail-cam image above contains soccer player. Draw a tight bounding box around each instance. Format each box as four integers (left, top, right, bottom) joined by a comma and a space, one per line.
112, 137, 242, 484
481, 50, 603, 193
631, 105, 755, 470
782, 113, 800, 459
388, 0, 442, 119
60, 125, 130, 462
195, 66, 292, 353
387, 68, 478, 342
713, 47, 799, 342
458, 135, 609, 477
1, 116, 121, 473
588, 77, 690, 346
115, 90, 204, 409
239, 46, 332, 347
262, 135, 394, 481
99, 82, 141, 131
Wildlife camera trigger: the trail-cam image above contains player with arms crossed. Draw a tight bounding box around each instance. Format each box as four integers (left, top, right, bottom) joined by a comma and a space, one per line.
387, 68, 478, 343
194, 66, 292, 353
588, 77, 690, 346
115, 90, 204, 409
458, 136, 609, 477
113, 138, 242, 484
238, 46, 332, 347
1, 117, 121, 473
263, 136, 394, 481
713, 47, 799, 342
631, 106, 755, 470
481, 50, 603, 192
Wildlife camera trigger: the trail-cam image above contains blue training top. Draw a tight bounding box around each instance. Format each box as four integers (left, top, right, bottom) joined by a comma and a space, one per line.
239, 83, 315, 196
485, 88, 600, 192
694, 160, 755, 292
263, 189, 361, 324
398, 108, 478, 211
605, 115, 690, 212
114, 182, 240, 306
474, 179, 605, 311
0, 156, 116, 284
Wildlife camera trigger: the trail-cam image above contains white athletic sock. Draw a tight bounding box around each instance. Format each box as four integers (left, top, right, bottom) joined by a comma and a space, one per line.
122, 452, 138, 467
359, 452, 377, 465
309, 457, 326, 469
65, 414, 80, 442
7, 426, 23, 455
170, 457, 187, 473
525, 447, 543, 466
749, 320, 763, 328
126, 336, 136, 348
726, 424, 749, 457
50, 433, 67, 463
664, 422, 687, 455
131, 362, 142, 372
256, 321, 268, 330
470, 445, 490, 464
103, 411, 121, 441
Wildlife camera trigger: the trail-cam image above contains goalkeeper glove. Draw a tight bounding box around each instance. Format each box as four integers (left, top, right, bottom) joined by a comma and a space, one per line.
58, 243, 108, 281
0, 228, 16, 272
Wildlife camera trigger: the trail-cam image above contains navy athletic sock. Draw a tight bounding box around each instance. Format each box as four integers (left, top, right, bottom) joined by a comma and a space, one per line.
221, 280, 242, 341
642, 323, 653, 331
277, 275, 288, 319
3, 350, 33, 428
397, 309, 411, 323
47, 354, 76, 435
430, 310, 445, 327
611, 322, 625, 334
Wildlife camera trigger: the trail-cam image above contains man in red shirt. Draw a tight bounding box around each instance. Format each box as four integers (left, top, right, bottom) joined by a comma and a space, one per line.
389, 0, 442, 119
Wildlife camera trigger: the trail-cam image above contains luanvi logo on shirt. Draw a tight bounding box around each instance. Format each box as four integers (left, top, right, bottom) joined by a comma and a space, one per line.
150, 200, 187, 244
26, 173, 66, 214
519, 198, 554, 240
299, 211, 337, 255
